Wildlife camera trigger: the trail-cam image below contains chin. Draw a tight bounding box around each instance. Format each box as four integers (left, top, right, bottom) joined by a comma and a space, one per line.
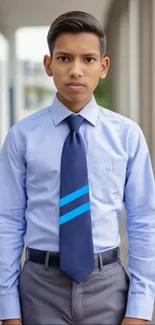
66, 94, 89, 103
69, 98, 83, 103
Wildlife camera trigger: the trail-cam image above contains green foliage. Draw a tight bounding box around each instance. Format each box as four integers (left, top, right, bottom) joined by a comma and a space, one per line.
94, 78, 111, 109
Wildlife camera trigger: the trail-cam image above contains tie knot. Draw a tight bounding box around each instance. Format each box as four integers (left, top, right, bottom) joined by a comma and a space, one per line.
66, 115, 85, 131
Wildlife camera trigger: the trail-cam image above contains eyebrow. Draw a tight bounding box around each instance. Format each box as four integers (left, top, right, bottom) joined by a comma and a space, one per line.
54, 51, 99, 57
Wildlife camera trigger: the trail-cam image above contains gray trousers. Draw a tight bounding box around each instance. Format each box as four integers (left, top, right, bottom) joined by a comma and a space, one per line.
19, 254, 129, 325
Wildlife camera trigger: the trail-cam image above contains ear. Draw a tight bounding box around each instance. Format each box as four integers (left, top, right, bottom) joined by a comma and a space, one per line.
100, 56, 110, 79
43, 55, 53, 77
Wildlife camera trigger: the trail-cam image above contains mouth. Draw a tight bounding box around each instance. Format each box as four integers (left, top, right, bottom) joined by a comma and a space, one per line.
66, 82, 86, 91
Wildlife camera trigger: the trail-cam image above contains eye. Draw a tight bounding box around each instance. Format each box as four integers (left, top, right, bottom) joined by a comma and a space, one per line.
85, 57, 96, 63
57, 56, 69, 62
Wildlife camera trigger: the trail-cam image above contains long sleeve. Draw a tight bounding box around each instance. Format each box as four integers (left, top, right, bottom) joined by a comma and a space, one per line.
124, 124, 155, 321
0, 126, 27, 320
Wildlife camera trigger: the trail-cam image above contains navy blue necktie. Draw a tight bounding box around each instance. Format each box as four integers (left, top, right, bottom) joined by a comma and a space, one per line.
59, 115, 95, 284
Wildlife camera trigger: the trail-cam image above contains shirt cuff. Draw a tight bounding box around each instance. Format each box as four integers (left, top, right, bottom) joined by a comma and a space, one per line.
0, 294, 21, 320
125, 294, 154, 321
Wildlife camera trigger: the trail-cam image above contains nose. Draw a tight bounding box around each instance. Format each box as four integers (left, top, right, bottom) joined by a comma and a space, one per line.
68, 60, 83, 78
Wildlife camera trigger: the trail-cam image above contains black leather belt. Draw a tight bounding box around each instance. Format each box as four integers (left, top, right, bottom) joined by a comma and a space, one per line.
26, 247, 120, 268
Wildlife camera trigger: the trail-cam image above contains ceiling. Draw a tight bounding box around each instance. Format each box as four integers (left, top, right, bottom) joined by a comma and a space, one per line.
0, 0, 114, 35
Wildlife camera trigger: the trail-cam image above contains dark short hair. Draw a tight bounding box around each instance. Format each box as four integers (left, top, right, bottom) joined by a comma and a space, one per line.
47, 11, 106, 56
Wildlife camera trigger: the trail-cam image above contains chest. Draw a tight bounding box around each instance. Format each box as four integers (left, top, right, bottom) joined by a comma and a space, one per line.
25, 126, 127, 199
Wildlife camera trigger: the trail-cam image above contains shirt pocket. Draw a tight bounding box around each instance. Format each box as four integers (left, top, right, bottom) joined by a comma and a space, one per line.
88, 156, 127, 201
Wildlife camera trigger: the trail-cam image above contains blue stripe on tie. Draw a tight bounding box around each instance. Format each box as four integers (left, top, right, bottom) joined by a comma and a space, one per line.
59, 202, 90, 225
60, 185, 89, 207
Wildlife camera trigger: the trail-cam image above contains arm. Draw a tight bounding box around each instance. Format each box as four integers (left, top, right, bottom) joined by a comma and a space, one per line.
0, 126, 27, 321
123, 124, 155, 323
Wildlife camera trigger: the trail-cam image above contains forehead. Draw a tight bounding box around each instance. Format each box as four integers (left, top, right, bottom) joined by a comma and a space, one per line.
53, 32, 101, 55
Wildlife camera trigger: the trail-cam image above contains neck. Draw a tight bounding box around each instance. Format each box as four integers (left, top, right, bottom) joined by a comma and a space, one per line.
57, 92, 93, 113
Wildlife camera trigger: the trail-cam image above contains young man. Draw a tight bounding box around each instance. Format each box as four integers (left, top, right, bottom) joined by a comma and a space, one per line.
0, 10, 155, 325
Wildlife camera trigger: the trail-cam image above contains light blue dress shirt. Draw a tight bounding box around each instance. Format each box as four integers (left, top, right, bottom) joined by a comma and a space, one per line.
0, 95, 155, 321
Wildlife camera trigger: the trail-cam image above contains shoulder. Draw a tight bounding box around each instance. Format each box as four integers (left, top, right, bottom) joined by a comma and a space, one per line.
98, 105, 147, 155
12, 106, 51, 133
5, 106, 51, 156
99, 105, 133, 125
98, 105, 142, 135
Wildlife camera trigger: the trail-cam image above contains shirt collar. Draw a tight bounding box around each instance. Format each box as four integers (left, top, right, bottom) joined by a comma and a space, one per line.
50, 94, 99, 127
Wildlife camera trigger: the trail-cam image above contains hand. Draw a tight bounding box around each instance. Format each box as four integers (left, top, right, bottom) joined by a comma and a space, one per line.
121, 318, 147, 325
2, 319, 22, 325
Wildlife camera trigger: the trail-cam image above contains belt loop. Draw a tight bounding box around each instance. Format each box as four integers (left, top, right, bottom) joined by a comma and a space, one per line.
44, 252, 50, 271
117, 247, 120, 261
98, 254, 103, 271
25, 247, 28, 259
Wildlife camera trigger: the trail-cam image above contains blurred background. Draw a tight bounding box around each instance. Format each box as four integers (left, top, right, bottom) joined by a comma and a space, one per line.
1, 0, 155, 165
0, 0, 155, 322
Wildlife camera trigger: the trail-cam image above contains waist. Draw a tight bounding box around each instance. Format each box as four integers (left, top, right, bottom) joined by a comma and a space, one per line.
26, 246, 120, 268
